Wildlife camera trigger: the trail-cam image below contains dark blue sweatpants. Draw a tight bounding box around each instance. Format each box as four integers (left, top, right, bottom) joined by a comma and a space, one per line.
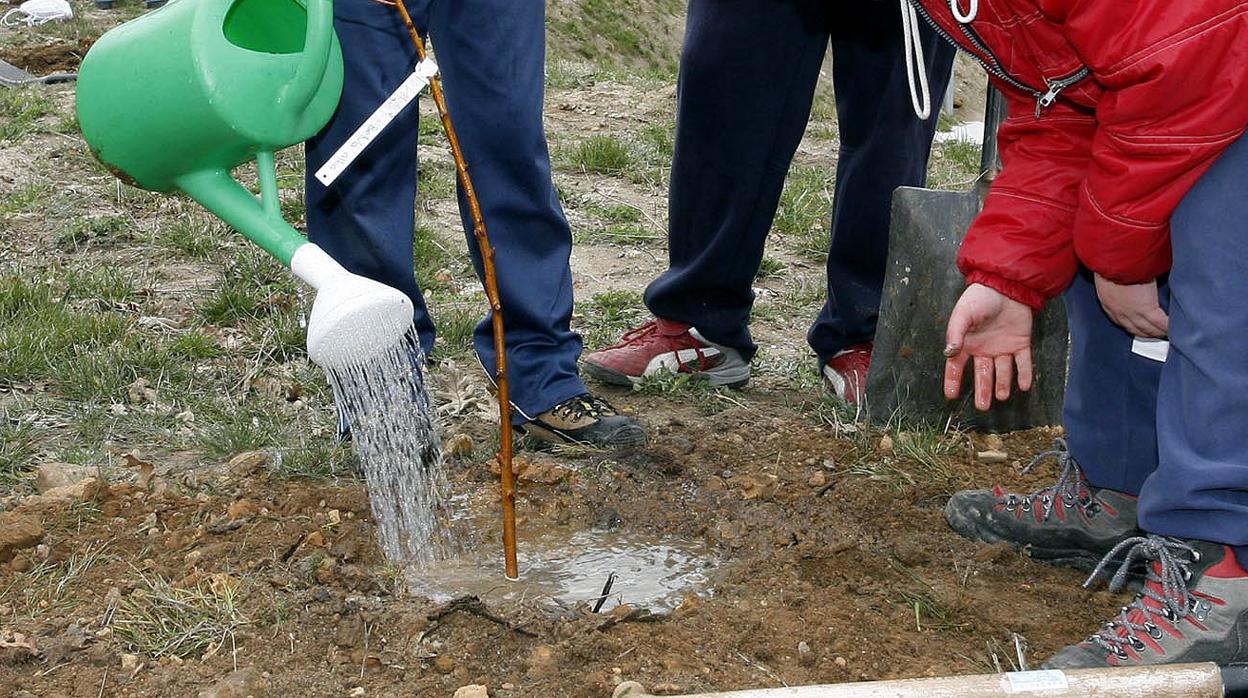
643, 0, 955, 363
304, 0, 587, 423
1065, 133, 1248, 547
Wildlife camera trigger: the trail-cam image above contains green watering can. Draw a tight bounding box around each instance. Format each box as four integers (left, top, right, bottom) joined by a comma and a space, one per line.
76, 0, 414, 370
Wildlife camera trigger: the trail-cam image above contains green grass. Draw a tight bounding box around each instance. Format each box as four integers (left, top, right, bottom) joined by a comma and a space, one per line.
0, 419, 36, 491
0, 541, 111, 619
927, 140, 984, 190
418, 160, 458, 201
755, 256, 787, 280
775, 167, 833, 260
0, 88, 53, 141
56, 215, 133, 250
114, 573, 250, 659
155, 213, 227, 260
414, 221, 461, 291
546, 0, 684, 74
578, 289, 646, 350
198, 248, 299, 326
430, 304, 479, 360
0, 182, 52, 216
567, 135, 633, 176
0, 271, 161, 401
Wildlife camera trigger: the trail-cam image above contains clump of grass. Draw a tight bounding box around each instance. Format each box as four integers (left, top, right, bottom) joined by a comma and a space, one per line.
0, 419, 36, 491
568, 135, 632, 175
0, 88, 53, 141
0, 272, 172, 401
276, 440, 357, 479
414, 222, 460, 291
0, 542, 111, 618
57, 215, 133, 250
156, 214, 226, 260
755, 256, 787, 280
431, 304, 479, 360
578, 289, 646, 349
418, 160, 457, 201
927, 139, 983, 191
593, 203, 643, 224
113, 573, 250, 659
0, 182, 51, 216
198, 248, 298, 326
775, 167, 833, 260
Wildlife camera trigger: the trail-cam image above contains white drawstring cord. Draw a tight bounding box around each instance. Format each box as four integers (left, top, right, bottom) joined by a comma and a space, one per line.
950, 0, 979, 23
900, 0, 931, 120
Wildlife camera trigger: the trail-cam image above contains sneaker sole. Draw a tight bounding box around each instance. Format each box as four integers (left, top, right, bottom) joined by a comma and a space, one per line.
945, 506, 1109, 573
582, 360, 750, 390
519, 421, 649, 450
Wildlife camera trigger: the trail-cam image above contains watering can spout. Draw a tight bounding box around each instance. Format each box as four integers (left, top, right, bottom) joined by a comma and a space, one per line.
282, 0, 336, 114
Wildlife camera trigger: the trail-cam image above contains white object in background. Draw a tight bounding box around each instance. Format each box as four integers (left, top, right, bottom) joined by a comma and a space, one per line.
2, 0, 72, 26
1131, 337, 1170, 363
314, 59, 439, 187
934, 120, 985, 146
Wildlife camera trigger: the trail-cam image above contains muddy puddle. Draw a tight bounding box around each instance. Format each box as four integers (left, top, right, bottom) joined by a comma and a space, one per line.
410, 529, 717, 612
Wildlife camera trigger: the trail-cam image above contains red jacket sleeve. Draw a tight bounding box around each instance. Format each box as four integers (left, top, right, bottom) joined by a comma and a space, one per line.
957, 94, 1097, 310
1064, 2, 1248, 284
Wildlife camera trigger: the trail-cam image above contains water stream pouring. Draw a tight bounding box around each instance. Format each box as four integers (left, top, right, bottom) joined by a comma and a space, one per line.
74, 0, 413, 370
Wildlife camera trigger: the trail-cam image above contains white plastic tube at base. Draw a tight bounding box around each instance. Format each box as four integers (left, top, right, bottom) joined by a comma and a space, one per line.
612, 662, 1228, 698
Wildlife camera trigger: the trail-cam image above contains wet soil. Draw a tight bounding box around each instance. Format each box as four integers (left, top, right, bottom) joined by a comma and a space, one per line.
0, 407, 1129, 698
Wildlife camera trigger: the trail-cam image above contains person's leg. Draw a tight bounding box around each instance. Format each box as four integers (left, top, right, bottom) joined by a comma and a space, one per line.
425, 0, 588, 423
642, 0, 830, 359
1138, 133, 1248, 552
1063, 270, 1164, 495
806, 2, 954, 363
304, 0, 434, 356
1044, 134, 1248, 671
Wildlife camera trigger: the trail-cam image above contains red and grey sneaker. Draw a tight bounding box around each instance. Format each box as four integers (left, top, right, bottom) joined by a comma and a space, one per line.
944, 440, 1142, 572
822, 342, 872, 404
583, 318, 750, 388
1044, 536, 1248, 669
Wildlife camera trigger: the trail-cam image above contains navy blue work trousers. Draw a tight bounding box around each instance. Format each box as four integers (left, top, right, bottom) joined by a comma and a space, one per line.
644, 0, 956, 363
1065, 133, 1248, 547
304, 0, 587, 422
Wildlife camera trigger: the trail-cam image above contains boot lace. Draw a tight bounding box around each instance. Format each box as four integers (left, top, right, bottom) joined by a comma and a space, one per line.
1081, 535, 1201, 660
1001, 439, 1094, 519
550, 394, 617, 423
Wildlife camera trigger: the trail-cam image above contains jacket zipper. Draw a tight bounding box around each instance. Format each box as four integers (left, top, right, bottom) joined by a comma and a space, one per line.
904, 0, 1089, 119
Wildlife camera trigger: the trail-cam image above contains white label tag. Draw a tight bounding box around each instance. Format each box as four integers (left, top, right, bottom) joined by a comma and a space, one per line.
1002, 670, 1069, 693
314, 59, 439, 187
1131, 337, 1170, 363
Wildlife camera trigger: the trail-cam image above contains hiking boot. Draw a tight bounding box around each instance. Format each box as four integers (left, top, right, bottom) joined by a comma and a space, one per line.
518, 393, 647, 449
944, 440, 1141, 572
823, 342, 872, 404
1044, 536, 1248, 669
583, 318, 750, 388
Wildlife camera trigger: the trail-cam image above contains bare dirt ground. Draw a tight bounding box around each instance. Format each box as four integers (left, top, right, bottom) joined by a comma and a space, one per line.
0, 7, 1124, 698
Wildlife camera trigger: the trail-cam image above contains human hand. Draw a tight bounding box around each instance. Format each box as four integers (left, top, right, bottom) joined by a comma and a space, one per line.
943, 283, 1035, 411
1093, 274, 1168, 338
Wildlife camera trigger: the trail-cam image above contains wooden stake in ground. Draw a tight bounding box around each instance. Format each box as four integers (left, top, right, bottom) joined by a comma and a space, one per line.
391, 0, 519, 580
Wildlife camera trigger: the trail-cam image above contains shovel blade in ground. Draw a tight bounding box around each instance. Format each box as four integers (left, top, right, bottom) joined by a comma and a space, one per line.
866, 184, 1069, 431
0, 58, 76, 87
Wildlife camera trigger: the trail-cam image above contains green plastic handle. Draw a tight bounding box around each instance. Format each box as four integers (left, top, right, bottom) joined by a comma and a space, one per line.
282, 0, 334, 114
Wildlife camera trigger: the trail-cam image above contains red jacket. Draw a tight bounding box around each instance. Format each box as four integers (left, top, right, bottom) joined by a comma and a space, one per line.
912, 0, 1248, 308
